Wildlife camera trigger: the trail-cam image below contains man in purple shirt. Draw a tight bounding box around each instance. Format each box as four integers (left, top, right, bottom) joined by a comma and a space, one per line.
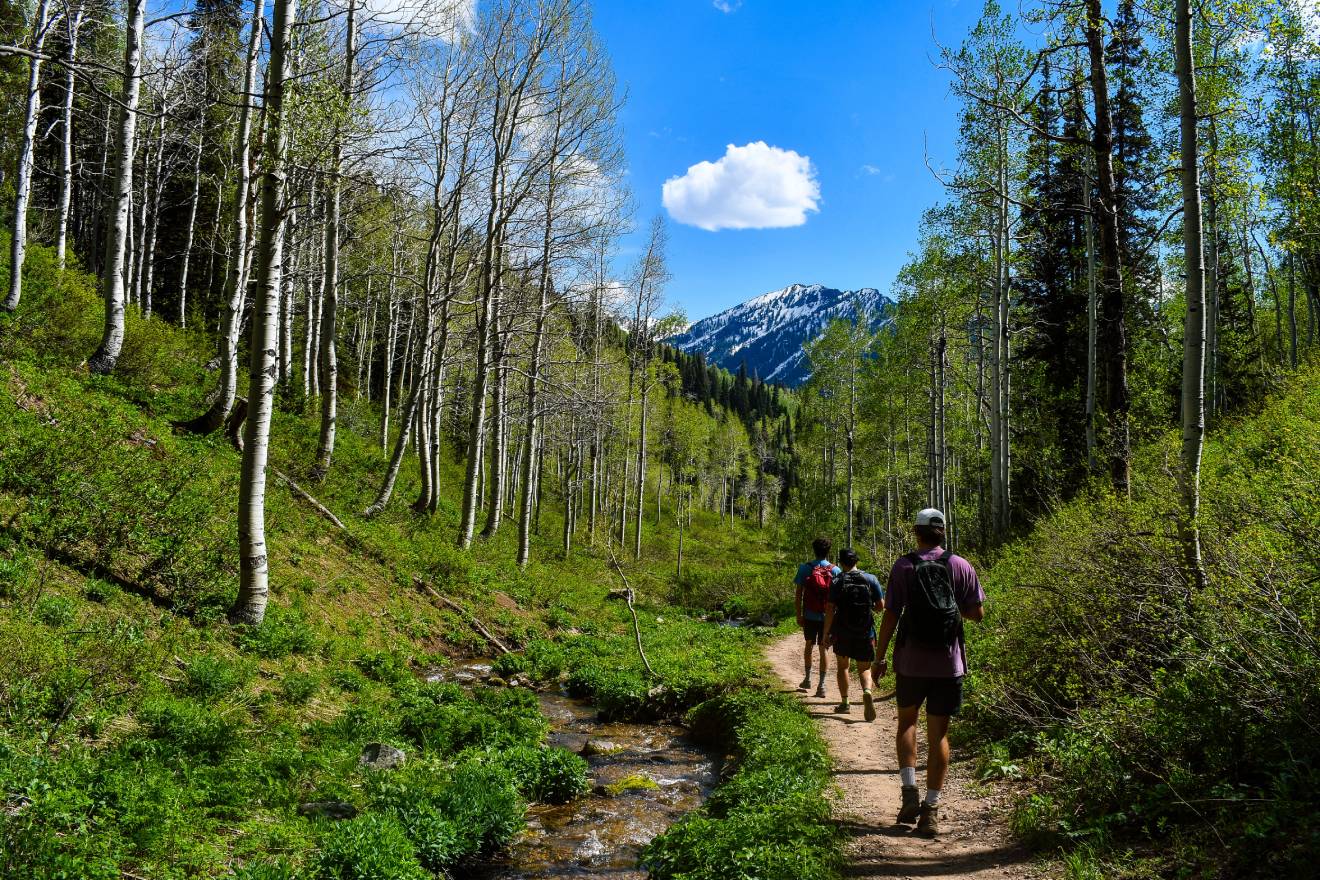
872, 508, 985, 837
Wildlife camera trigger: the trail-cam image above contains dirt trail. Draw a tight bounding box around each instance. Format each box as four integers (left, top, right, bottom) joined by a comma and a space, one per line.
766, 635, 1045, 879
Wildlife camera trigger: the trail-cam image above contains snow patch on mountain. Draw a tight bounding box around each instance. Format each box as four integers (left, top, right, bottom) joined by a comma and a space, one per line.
668, 283, 893, 387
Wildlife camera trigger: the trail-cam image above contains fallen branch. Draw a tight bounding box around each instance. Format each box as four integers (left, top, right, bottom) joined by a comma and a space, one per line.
225, 398, 346, 531
412, 576, 511, 655
607, 546, 656, 679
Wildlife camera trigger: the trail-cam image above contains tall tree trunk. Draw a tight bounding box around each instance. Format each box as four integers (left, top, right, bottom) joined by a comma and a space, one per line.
1085, 0, 1131, 495
380, 266, 398, 449
233, 0, 297, 625
1175, 0, 1207, 591
178, 0, 265, 430
518, 190, 556, 567
4, 0, 52, 312
633, 384, 648, 560
141, 115, 166, 319
458, 217, 498, 549
88, 0, 147, 373
364, 304, 431, 516
314, 0, 356, 478
55, 4, 85, 273
1083, 165, 1098, 473
177, 125, 204, 326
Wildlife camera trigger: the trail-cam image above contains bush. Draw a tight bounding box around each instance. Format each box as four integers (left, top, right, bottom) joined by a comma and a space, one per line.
314, 814, 428, 880
180, 655, 249, 701
236, 606, 314, 659
0, 553, 33, 599
34, 595, 76, 628
503, 745, 591, 804
643, 690, 838, 880
396, 682, 546, 753
391, 804, 462, 873
962, 370, 1320, 876
279, 672, 319, 705
435, 762, 524, 857
138, 697, 239, 759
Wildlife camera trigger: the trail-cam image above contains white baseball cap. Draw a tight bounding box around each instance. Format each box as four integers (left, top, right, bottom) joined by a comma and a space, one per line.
915, 508, 946, 527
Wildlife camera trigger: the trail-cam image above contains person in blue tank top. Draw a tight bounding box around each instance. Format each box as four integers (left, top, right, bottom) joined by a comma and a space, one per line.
793, 536, 840, 699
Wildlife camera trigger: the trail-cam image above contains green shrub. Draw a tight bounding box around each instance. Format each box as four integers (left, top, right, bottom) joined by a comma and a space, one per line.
34, 595, 76, 628
355, 650, 410, 684
138, 697, 239, 758
491, 652, 529, 678
391, 804, 462, 873
180, 655, 249, 702
503, 745, 591, 804
279, 672, 319, 704
644, 690, 837, 880
435, 762, 524, 856
397, 683, 545, 752
0, 553, 33, 599
236, 606, 314, 659
314, 814, 427, 880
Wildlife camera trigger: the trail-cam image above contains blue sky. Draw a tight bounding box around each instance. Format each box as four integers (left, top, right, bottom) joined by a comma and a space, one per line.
592, 0, 987, 322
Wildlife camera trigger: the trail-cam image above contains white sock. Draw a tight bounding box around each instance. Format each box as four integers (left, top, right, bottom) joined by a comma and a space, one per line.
900, 767, 917, 788
924, 788, 941, 806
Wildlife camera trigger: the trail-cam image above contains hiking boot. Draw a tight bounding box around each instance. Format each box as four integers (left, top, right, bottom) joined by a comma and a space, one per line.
916, 802, 940, 836
897, 786, 921, 824
798, 675, 811, 690
833, 700, 851, 714
814, 682, 827, 699
862, 690, 876, 722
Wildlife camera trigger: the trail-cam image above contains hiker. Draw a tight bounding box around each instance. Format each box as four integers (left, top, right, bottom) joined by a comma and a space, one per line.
793, 537, 840, 698
822, 547, 885, 721
871, 508, 985, 837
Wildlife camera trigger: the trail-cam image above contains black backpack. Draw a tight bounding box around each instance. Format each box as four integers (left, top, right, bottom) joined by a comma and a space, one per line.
897, 550, 962, 649
834, 570, 875, 637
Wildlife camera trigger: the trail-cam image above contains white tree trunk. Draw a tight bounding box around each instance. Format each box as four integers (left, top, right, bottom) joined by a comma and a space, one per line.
314, 0, 356, 477
4, 0, 52, 312
179, 0, 264, 430
88, 0, 146, 373
177, 125, 203, 326
55, 4, 85, 272
1176, 0, 1207, 590
233, 0, 297, 626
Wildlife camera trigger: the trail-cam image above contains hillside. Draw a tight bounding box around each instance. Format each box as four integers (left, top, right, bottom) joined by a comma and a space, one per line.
667, 284, 893, 386
0, 248, 836, 880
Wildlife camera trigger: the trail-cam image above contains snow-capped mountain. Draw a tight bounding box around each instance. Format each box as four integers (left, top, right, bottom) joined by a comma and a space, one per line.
668, 283, 893, 387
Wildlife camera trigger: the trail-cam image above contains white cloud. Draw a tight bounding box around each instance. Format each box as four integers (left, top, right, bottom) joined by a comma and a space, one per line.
860, 164, 882, 176
713, 0, 743, 12
662, 142, 820, 232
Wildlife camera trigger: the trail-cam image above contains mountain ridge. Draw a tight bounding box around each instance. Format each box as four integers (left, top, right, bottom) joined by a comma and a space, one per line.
667, 283, 893, 387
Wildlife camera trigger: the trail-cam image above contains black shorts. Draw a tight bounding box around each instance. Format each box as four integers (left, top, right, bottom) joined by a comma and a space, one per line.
802, 619, 825, 645
832, 634, 875, 663
895, 674, 964, 717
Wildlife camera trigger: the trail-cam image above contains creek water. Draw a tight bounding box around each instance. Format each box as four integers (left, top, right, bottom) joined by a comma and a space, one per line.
428, 662, 720, 879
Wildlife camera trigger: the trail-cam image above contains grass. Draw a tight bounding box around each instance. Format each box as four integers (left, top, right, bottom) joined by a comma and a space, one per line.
0, 241, 842, 878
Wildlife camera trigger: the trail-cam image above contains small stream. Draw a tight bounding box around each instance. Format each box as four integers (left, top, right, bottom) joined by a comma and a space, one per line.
429, 662, 720, 879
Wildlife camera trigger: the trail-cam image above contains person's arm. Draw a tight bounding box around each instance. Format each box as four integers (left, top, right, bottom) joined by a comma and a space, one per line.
871, 609, 899, 677
822, 602, 836, 646
794, 582, 805, 625
957, 559, 986, 622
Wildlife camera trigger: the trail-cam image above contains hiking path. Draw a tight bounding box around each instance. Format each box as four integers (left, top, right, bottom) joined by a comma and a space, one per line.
766, 634, 1048, 879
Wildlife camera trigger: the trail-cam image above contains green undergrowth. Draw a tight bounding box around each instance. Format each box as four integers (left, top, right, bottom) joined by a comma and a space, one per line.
0, 243, 840, 876
642, 690, 840, 880
963, 365, 1320, 879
